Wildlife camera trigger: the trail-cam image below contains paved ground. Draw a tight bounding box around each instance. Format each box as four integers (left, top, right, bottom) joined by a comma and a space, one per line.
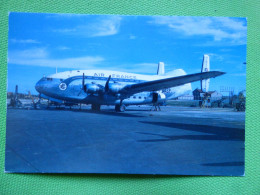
5, 106, 245, 175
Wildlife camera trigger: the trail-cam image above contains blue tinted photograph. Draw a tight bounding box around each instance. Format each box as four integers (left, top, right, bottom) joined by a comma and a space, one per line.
6, 12, 246, 175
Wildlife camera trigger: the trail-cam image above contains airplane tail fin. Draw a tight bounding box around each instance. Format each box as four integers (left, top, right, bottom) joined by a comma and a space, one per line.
201, 55, 210, 92
157, 62, 165, 75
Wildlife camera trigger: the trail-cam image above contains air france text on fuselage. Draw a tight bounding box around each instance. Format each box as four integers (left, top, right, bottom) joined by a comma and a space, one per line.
94, 73, 137, 80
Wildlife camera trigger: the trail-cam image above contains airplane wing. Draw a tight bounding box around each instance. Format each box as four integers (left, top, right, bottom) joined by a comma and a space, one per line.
119, 71, 225, 97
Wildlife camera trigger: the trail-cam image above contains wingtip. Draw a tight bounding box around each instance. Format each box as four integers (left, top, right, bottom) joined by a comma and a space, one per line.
213, 71, 226, 76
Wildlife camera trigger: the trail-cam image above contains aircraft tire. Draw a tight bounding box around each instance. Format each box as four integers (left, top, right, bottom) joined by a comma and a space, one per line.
115, 104, 126, 112
120, 105, 126, 112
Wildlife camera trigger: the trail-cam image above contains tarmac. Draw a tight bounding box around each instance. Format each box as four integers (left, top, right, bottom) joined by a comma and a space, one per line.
5, 105, 245, 175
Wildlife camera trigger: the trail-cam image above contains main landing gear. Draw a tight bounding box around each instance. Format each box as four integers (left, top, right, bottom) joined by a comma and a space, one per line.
115, 104, 126, 112
150, 104, 161, 111
91, 103, 126, 112
91, 104, 101, 111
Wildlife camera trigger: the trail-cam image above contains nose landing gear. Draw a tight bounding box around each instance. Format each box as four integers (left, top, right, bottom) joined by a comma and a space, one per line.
115, 104, 126, 112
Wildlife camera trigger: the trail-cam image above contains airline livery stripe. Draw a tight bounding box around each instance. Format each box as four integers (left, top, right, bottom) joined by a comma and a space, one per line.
63, 76, 145, 85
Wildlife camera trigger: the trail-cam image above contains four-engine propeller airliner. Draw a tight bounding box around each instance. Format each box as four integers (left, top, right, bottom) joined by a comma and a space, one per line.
35, 55, 225, 112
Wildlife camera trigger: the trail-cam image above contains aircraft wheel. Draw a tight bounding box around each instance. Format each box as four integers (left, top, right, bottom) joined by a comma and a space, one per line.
115, 104, 126, 112
120, 104, 126, 112
91, 104, 101, 111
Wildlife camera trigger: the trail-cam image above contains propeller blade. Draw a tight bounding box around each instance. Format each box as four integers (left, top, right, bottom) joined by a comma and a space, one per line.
82, 73, 86, 92
78, 73, 86, 96
105, 75, 111, 92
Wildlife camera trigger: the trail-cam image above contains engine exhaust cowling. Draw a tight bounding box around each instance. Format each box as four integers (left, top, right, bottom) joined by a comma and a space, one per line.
108, 83, 123, 94
85, 84, 102, 94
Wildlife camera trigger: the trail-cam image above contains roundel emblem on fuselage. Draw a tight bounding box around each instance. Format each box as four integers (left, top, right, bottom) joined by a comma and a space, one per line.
59, 82, 67, 90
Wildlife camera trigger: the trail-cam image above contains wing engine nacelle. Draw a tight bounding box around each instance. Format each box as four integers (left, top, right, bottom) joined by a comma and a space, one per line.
85, 84, 103, 94
108, 83, 123, 94
151, 92, 166, 103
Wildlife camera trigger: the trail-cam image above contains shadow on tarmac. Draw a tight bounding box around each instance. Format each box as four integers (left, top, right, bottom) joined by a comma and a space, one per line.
136, 121, 245, 142
25, 107, 146, 118
202, 162, 244, 166
72, 109, 145, 118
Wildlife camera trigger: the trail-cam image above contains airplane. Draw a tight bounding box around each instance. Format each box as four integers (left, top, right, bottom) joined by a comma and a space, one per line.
35, 55, 225, 112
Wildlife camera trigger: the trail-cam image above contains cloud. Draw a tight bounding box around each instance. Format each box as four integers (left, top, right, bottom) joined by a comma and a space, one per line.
10, 39, 40, 44
9, 48, 48, 59
89, 16, 122, 37
129, 35, 136, 39
8, 48, 157, 74
105, 62, 159, 74
220, 48, 232, 52
206, 53, 224, 62
150, 16, 247, 45
7, 47, 158, 73
53, 28, 76, 33
53, 15, 122, 37
57, 46, 70, 50
8, 48, 104, 69
46, 13, 87, 19
230, 73, 246, 77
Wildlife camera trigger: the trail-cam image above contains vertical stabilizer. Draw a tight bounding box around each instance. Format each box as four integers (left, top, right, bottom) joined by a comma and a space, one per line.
157, 62, 165, 75
201, 55, 210, 92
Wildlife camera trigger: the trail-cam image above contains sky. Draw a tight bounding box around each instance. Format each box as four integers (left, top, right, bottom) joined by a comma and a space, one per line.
7, 12, 247, 95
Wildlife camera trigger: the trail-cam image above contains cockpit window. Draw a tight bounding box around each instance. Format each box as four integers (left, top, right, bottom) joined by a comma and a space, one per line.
47, 77, 53, 81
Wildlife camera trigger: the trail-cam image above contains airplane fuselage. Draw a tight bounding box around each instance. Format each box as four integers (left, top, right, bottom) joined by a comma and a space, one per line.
35, 69, 192, 106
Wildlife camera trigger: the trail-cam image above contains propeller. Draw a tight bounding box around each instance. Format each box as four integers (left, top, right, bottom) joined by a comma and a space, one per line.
105, 75, 111, 93
78, 74, 111, 96
78, 73, 86, 96
82, 73, 86, 92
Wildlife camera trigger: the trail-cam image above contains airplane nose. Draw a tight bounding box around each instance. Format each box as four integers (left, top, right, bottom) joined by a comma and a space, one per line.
35, 80, 43, 93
